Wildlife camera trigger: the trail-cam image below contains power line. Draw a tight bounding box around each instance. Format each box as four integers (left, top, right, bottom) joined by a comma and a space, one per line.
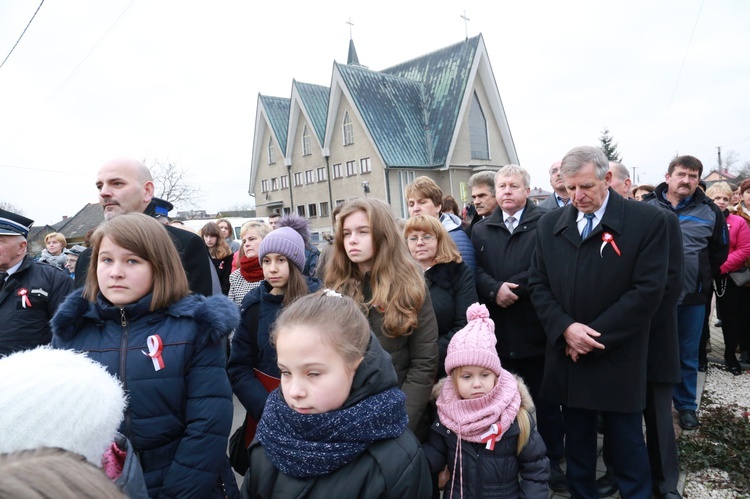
42, 0, 137, 108
665, 0, 704, 119
0, 162, 87, 176
0, 0, 137, 149
721, 136, 750, 148
0, 0, 46, 71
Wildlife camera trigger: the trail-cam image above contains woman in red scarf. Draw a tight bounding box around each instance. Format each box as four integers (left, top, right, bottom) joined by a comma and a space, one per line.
228, 221, 272, 306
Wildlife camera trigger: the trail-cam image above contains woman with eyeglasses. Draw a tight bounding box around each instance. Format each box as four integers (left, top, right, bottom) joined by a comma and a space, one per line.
404, 215, 477, 378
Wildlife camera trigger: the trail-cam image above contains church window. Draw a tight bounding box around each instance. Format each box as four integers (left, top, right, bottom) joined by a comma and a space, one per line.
343, 112, 354, 146
302, 125, 311, 156
469, 92, 490, 160
267, 138, 277, 164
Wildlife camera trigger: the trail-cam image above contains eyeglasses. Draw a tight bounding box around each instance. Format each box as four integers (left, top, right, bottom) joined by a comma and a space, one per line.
407, 234, 436, 244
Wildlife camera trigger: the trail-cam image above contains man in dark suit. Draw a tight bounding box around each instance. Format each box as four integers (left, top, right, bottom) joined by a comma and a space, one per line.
74, 158, 215, 296
529, 146, 671, 498
537, 161, 569, 212
471, 164, 566, 491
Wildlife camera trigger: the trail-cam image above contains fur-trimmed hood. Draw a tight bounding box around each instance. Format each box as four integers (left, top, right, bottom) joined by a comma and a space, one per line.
431, 374, 535, 414
52, 289, 240, 346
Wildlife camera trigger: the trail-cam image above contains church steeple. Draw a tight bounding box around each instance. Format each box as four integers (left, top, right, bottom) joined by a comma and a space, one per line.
347, 38, 360, 66
346, 17, 361, 66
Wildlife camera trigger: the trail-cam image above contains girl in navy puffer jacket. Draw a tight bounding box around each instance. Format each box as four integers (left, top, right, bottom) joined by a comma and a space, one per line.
52, 213, 239, 498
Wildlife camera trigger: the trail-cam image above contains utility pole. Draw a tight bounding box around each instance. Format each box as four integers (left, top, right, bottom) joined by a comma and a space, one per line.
631, 166, 638, 184
717, 146, 722, 170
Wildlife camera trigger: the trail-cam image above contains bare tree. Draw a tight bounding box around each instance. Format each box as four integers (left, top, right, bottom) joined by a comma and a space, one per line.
733, 160, 750, 183
145, 159, 203, 209
722, 150, 740, 172
0, 202, 24, 214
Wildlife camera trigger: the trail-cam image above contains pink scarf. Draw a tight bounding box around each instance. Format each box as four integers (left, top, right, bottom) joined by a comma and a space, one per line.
436, 368, 521, 443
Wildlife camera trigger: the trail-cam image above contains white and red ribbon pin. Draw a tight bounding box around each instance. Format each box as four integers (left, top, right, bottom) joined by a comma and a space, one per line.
17, 288, 32, 308
480, 423, 502, 451
600, 232, 621, 257
142, 335, 165, 371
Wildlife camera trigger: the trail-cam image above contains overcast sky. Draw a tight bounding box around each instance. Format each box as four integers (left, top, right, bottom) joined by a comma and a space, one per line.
2, 0, 749, 226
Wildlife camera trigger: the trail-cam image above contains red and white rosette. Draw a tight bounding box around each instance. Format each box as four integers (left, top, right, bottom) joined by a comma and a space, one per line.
600, 232, 621, 257
480, 423, 501, 451
142, 334, 165, 371
17, 288, 32, 308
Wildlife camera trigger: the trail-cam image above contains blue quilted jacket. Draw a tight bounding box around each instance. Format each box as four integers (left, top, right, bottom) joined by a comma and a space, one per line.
51, 290, 240, 498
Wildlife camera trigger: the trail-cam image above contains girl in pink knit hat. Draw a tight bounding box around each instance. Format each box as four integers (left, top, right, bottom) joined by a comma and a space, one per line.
423, 303, 550, 498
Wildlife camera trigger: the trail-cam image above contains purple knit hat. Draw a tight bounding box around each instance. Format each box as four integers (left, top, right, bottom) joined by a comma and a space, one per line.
258, 227, 306, 272
444, 303, 502, 376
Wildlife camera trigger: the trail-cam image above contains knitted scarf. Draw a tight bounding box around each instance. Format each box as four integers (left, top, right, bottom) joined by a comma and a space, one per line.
436, 368, 521, 443
39, 249, 67, 270
256, 387, 407, 479
239, 253, 264, 282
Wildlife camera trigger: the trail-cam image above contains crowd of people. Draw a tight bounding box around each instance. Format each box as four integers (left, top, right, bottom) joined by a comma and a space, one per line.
0, 148, 745, 498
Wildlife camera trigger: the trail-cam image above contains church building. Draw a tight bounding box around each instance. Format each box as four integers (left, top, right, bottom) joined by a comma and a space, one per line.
249, 33, 518, 238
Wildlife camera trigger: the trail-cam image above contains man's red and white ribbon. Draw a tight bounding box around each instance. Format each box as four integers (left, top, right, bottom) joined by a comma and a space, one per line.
600, 232, 622, 257
142, 335, 165, 371
480, 423, 501, 451
17, 288, 31, 308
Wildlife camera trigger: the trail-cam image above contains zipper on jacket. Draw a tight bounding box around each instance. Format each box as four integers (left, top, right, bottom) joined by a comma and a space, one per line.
118, 308, 135, 444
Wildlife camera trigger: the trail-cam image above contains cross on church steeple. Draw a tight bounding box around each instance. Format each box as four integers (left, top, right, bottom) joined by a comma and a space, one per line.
460, 10, 470, 40
346, 17, 354, 39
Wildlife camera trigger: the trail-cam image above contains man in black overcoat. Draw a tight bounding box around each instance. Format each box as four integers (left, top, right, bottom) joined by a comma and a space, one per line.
529, 146, 670, 499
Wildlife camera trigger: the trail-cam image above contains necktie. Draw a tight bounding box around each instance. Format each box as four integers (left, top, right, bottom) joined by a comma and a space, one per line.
561, 197, 570, 206
581, 213, 596, 239
505, 216, 516, 234
0, 272, 7, 291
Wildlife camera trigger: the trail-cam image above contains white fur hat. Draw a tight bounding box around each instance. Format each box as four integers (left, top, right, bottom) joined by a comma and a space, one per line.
0, 347, 126, 466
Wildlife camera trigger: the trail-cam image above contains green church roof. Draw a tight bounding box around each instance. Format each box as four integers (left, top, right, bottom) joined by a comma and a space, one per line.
259, 95, 290, 153
294, 81, 329, 147
380, 35, 480, 167
337, 63, 431, 167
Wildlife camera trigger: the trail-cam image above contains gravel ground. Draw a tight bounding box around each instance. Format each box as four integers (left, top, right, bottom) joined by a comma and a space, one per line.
682, 363, 750, 499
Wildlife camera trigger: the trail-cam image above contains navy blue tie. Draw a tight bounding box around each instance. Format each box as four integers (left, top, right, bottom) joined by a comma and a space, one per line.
581, 213, 595, 239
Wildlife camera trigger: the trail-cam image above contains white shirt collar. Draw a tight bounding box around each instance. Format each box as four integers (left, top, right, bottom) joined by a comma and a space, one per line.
576, 192, 610, 230
4, 258, 24, 278
503, 207, 525, 222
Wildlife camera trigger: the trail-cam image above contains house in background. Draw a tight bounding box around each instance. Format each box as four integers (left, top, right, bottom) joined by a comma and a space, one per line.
249, 33, 518, 237
702, 168, 737, 188
27, 203, 103, 256
529, 187, 552, 205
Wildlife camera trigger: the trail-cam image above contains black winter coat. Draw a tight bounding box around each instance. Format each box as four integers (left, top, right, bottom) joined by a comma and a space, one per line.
0, 255, 73, 356
471, 201, 546, 359
425, 261, 477, 376
422, 378, 549, 498
243, 333, 432, 499
51, 290, 239, 498
529, 190, 670, 412
647, 210, 684, 384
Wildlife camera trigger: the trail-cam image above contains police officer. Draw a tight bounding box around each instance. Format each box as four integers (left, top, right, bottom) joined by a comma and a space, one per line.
0, 209, 73, 356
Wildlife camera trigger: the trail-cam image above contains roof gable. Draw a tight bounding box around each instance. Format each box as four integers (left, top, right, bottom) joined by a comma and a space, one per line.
259, 95, 291, 153
381, 35, 480, 166
53, 203, 104, 240
295, 81, 329, 147
336, 63, 430, 166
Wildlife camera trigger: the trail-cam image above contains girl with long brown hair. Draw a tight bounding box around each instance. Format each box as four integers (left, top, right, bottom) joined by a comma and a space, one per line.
324, 198, 438, 436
